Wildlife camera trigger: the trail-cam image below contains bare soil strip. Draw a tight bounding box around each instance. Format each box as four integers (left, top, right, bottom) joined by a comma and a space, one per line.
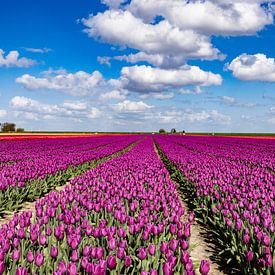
153, 141, 224, 275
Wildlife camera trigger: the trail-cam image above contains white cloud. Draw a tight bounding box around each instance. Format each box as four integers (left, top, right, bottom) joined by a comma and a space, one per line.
16, 70, 103, 96
0, 49, 36, 68
101, 0, 127, 9
156, 109, 231, 124
179, 86, 203, 95
129, 0, 273, 36
100, 90, 128, 100
227, 53, 275, 82
0, 109, 7, 118
271, 106, 275, 113
10, 96, 101, 120
24, 47, 52, 53
63, 101, 88, 110
140, 92, 174, 100
14, 111, 39, 121
119, 65, 222, 93
87, 107, 102, 118
222, 95, 236, 104
97, 56, 111, 66
113, 100, 153, 112
83, 10, 222, 62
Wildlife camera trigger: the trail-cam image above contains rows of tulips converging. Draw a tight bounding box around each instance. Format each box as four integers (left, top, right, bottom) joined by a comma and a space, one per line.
155, 135, 274, 274
0, 136, 140, 191
0, 137, 210, 274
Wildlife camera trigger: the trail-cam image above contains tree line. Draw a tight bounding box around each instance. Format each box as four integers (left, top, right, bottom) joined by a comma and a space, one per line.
0, 122, 24, 132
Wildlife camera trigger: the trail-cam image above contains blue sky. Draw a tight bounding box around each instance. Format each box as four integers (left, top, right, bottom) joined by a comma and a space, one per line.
0, 0, 275, 132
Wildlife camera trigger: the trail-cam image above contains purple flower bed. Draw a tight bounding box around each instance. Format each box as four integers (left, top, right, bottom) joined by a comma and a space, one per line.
0, 136, 139, 190
155, 135, 275, 274
0, 137, 208, 274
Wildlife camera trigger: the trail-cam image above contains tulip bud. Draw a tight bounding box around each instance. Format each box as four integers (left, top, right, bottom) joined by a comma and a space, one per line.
35, 252, 44, 267
15, 266, 28, 275
107, 255, 117, 270
246, 251, 253, 262
26, 250, 34, 263
83, 245, 90, 256
124, 255, 132, 267
160, 242, 168, 254
199, 260, 210, 275
50, 246, 58, 258
71, 250, 78, 262
68, 262, 77, 275
138, 248, 147, 260
12, 250, 20, 262
169, 239, 178, 251
163, 262, 172, 275
148, 244, 156, 256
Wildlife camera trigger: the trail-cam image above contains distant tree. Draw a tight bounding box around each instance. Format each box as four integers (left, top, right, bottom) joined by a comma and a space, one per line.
1, 122, 16, 132
171, 128, 176, 134
159, 128, 166, 134
16, 128, 25, 133
182, 130, 185, 134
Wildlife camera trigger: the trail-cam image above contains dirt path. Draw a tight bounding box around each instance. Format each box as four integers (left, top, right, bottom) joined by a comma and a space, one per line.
153, 141, 224, 275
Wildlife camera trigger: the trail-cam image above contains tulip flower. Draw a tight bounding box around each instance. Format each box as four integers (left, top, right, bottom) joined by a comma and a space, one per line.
12, 250, 20, 262
107, 255, 117, 270
35, 252, 44, 267
199, 260, 210, 275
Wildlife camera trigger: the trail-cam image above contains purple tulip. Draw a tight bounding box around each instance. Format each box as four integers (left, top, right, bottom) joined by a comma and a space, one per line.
12, 250, 20, 261
138, 248, 147, 260
107, 255, 117, 270
199, 260, 210, 275
108, 238, 117, 250
68, 262, 77, 275
82, 245, 90, 256
124, 255, 132, 267
35, 252, 44, 267
50, 246, 58, 258
160, 242, 168, 254
163, 262, 173, 275
26, 250, 34, 263
246, 251, 253, 262
169, 239, 178, 251
71, 250, 78, 262
150, 269, 158, 275
148, 244, 156, 256
15, 267, 28, 275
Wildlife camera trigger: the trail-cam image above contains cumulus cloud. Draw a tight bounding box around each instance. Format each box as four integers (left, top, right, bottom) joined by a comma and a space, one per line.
101, 0, 128, 9
16, 70, 103, 96
153, 108, 231, 125
83, 10, 223, 62
0, 49, 36, 68
129, 0, 273, 36
119, 65, 222, 93
100, 90, 128, 100
113, 100, 153, 112
227, 53, 275, 82
0, 109, 7, 118
10, 96, 101, 120
24, 47, 52, 53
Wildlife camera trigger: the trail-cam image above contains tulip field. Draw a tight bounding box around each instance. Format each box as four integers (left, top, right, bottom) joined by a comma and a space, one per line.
0, 134, 274, 274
